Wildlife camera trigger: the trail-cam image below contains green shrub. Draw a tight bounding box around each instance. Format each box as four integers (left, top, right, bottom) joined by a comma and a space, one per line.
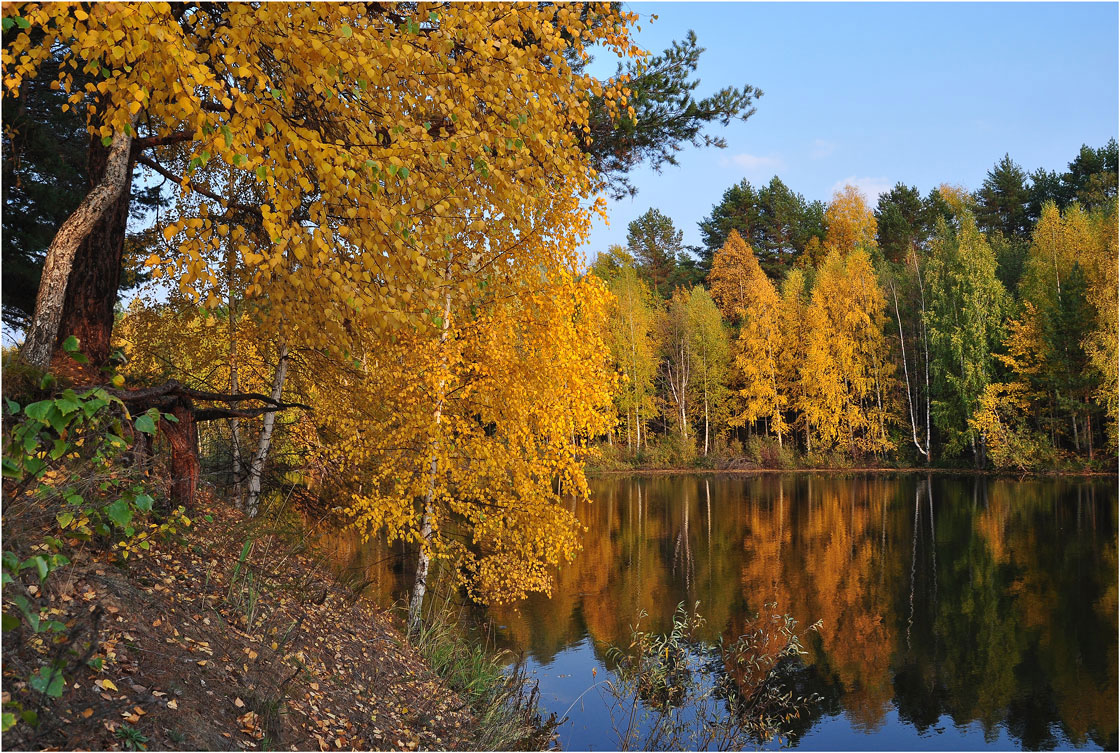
1, 364, 185, 734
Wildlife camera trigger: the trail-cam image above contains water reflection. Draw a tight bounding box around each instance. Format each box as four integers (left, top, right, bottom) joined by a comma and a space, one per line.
318, 474, 1118, 751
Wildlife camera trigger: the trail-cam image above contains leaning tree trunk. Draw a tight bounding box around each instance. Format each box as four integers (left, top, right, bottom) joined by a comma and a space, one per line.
22, 119, 135, 371
51, 132, 138, 375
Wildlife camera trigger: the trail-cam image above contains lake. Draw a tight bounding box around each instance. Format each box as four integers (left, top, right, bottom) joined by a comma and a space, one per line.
323, 473, 1118, 751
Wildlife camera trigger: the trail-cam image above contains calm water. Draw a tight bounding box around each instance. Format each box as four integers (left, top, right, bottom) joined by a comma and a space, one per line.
322, 474, 1118, 751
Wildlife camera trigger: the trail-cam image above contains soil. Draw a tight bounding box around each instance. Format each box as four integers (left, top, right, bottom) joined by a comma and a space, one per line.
1, 496, 476, 751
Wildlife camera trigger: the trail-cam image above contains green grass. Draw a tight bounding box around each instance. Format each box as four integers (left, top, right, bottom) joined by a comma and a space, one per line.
411, 588, 560, 751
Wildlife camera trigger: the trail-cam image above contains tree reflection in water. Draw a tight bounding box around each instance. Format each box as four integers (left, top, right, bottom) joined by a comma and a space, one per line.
314, 474, 1119, 750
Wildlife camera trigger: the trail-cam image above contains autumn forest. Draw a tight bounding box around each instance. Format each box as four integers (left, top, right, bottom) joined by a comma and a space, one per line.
0, 3, 1116, 751
590, 145, 1118, 472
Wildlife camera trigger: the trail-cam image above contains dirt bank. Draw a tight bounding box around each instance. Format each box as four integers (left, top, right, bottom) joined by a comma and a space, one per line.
2, 496, 475, 751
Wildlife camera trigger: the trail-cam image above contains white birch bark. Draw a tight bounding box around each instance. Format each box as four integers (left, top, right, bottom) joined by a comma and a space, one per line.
245, 342, 288, 517
408, 292, 453, 636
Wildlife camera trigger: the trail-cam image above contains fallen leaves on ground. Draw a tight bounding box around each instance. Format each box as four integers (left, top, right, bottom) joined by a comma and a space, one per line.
1, 494, 475, 750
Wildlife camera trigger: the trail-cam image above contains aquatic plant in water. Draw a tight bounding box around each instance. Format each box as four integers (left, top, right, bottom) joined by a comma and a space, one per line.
602, 602, 822, 751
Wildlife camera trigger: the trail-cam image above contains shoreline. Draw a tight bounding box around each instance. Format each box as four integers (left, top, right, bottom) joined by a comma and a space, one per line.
587, 465, 1119, 479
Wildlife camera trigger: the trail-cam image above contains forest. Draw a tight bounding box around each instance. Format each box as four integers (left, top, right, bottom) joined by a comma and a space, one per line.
0, 3, 1116, 749
590, 144, 1118, 472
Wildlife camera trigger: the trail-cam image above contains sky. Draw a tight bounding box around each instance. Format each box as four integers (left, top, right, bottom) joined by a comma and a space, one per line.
580, 1, 1120, 259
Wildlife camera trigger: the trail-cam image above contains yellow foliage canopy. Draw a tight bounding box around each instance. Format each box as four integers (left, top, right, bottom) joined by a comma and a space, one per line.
825, 184, 877, 254
709, 230, 757, 323
1, 2, 638, 354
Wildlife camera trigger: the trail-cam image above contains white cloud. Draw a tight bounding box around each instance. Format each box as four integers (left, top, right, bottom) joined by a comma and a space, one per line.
830, 176, 892, 203
810, 139, 836, 159
721, 152, 785, 176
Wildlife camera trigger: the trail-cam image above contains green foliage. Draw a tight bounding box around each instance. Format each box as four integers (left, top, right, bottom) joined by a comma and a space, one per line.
1, 379, 183, 732
626, 208, 688, 299
698, 177, 825, 279
583, 30, 762, 201
874, 183, 927, 263
0, 52, 87, 329
975, 154, 1032, 241
601, 263, 660, 453
925, 213, 1011, 461
685, 287, 731, 454
115, 723, 150, 751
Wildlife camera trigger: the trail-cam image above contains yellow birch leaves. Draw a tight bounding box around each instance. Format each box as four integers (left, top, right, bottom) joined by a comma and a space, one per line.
2, 2, 638, 355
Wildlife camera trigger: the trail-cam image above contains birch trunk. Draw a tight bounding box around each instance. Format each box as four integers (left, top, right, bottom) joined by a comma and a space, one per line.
227, 215, 245, 508
245, 342, 288, 518
408, 293, 453, 636
704, 391, 710, 456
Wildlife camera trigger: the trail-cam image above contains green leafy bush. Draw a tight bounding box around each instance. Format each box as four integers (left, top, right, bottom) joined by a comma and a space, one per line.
1, 365, 186, 733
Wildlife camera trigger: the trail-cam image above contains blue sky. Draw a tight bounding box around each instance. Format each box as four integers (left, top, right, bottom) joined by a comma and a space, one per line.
581, 2, 1120, 259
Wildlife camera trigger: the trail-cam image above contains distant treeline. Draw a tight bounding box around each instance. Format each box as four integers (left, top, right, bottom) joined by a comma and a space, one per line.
589, 141, 1118, 470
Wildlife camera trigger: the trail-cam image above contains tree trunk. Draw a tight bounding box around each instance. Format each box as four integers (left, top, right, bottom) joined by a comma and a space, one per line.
225, 173, 246, 508
408, 293, 452, 636
704, 391, 709, 456
1086, 405, 1093, 460
228, 277, 244, 509
245, 342, 289, 518
53, 137, 139, 377
162, 397, 199, 509
229, 358, 244, 507
22, 120, 135, 370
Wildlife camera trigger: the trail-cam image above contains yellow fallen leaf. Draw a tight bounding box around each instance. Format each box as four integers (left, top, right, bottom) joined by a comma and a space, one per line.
167, 699, 178, 710
100, 679, 118, 691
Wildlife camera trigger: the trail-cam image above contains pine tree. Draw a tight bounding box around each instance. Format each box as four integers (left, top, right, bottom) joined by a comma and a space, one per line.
627, 208, 684, 299
975, 154, 1032, 241
875, 183, 925, 263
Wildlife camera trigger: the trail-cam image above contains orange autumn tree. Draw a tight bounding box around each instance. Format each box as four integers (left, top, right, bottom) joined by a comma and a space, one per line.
794, 187, 896, 454
777, 269, 812, 450
708, 230, 757, 324
800, 248, 897, 454
824, 184, 878, 255
335, 233, 618, 615
732, 240, 788, 445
